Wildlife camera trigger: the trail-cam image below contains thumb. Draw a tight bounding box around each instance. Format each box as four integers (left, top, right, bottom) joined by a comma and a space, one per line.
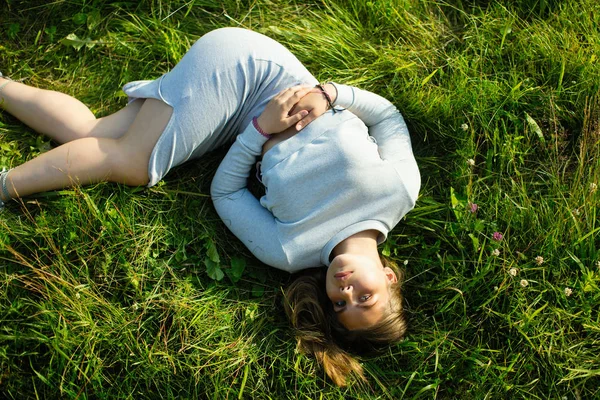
289, 109, 309, 128
295, 109, 315, 131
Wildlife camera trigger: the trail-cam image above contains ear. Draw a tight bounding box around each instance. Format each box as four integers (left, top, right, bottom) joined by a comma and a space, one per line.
383, 267, 398, 284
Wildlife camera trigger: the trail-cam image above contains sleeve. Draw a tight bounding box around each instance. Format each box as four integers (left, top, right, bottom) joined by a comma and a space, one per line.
210, 122, 290, 270
331, 83, 421, 202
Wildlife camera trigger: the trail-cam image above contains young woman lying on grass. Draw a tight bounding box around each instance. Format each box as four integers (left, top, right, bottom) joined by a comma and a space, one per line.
0, 27, 420, 385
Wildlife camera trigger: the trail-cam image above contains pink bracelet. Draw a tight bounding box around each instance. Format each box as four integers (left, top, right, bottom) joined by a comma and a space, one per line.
252, 117, 272, 138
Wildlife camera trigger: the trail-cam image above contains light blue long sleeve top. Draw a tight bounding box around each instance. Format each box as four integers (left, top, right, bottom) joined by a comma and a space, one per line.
211, 83, 420, 272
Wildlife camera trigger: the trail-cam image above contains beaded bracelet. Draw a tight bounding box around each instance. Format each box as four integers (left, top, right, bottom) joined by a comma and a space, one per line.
252, 116, 272, 138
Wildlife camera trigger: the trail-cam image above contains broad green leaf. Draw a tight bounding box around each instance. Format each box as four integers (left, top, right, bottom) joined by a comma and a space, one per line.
525, 113, 545, 144
230, 257, 246, 282
72, 13, 87, 25
61, 33, 95, 51
205, 240, 220, 263
205, 259, 224, 281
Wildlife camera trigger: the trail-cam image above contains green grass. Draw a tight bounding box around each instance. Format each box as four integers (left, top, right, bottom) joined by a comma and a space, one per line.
1, 0, 600, 398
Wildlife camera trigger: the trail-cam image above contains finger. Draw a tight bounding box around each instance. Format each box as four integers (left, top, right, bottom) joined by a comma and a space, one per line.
282, 87, 314, 107
295, 109, 316, 131
287, 84, 313, 93
275, 84, 312, 100
286, 109, 309, 128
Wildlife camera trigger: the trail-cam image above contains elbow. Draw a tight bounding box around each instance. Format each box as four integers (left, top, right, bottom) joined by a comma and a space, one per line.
409, 172, 421, 208
403, 163, 421, 209
210, 174, 230, 201
209, 178, 220, 200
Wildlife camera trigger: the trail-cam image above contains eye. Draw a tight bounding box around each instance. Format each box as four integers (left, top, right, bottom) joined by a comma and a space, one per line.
359, 295, 371, 302
334, 300, 346, 307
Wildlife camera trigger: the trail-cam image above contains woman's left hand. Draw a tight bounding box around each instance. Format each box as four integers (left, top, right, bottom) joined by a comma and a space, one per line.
288, 89, 332, 131
256, 85, 315, 135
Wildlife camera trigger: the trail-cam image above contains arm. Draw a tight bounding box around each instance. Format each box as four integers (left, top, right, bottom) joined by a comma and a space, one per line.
210, 85, 313, 270
211, 122, 290, 268
327, 83, 414, 161
324, 82, 420, 200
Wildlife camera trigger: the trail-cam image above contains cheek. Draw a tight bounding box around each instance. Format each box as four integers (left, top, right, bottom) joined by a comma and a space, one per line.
325, 280, 336, 301
356, 273, 387, 293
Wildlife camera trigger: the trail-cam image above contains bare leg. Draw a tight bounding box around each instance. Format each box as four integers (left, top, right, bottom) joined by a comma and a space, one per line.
0, 77, 143, 142
2, 98, 173, 199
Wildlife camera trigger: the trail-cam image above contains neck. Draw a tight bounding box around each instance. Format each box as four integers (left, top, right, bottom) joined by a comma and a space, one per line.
331, 230, 380, 259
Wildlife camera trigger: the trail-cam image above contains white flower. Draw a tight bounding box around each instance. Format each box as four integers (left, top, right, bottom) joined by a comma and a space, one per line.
535, 256, 544, 265
494, 286, 499, 291
492, 249, 500, 256
590, 183, 598, 193
76, 292, 81, 299
461, 123, 469, 131
564, 287, 573, 297
520, 279, 529, 287
403, 259, 409, 266
509, 267, 518, 276
467, 158, 476, 166
573, 208, 580, 216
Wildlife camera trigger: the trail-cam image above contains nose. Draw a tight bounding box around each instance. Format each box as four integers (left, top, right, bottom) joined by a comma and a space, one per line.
340, 285, 352, 295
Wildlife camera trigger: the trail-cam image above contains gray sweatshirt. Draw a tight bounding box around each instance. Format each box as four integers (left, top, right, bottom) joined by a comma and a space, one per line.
211, 83, 420, 272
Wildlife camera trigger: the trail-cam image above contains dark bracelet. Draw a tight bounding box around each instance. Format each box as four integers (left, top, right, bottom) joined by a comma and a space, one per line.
315, 84, 337, 113
324, 82, 338, 103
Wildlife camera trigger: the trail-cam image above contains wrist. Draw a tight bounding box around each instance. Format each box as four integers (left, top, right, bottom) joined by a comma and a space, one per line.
253, 116, 272, 138
322, 83, 338, 104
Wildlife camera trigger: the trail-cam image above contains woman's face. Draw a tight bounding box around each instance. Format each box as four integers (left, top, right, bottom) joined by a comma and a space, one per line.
326, 254, 398, 330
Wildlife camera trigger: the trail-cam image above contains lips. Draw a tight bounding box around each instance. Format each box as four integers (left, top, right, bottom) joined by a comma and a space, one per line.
334, 272, 352, 280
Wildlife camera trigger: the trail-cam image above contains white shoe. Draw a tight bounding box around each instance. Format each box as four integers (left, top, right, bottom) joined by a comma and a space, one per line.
0, 168, 11, 209
0, 169, 5, 210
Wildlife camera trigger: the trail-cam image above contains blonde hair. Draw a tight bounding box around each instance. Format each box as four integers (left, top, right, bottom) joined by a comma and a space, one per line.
283, 256, 406, 386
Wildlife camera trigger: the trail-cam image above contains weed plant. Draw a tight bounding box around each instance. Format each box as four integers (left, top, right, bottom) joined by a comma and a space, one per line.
1, 0, 599, 398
